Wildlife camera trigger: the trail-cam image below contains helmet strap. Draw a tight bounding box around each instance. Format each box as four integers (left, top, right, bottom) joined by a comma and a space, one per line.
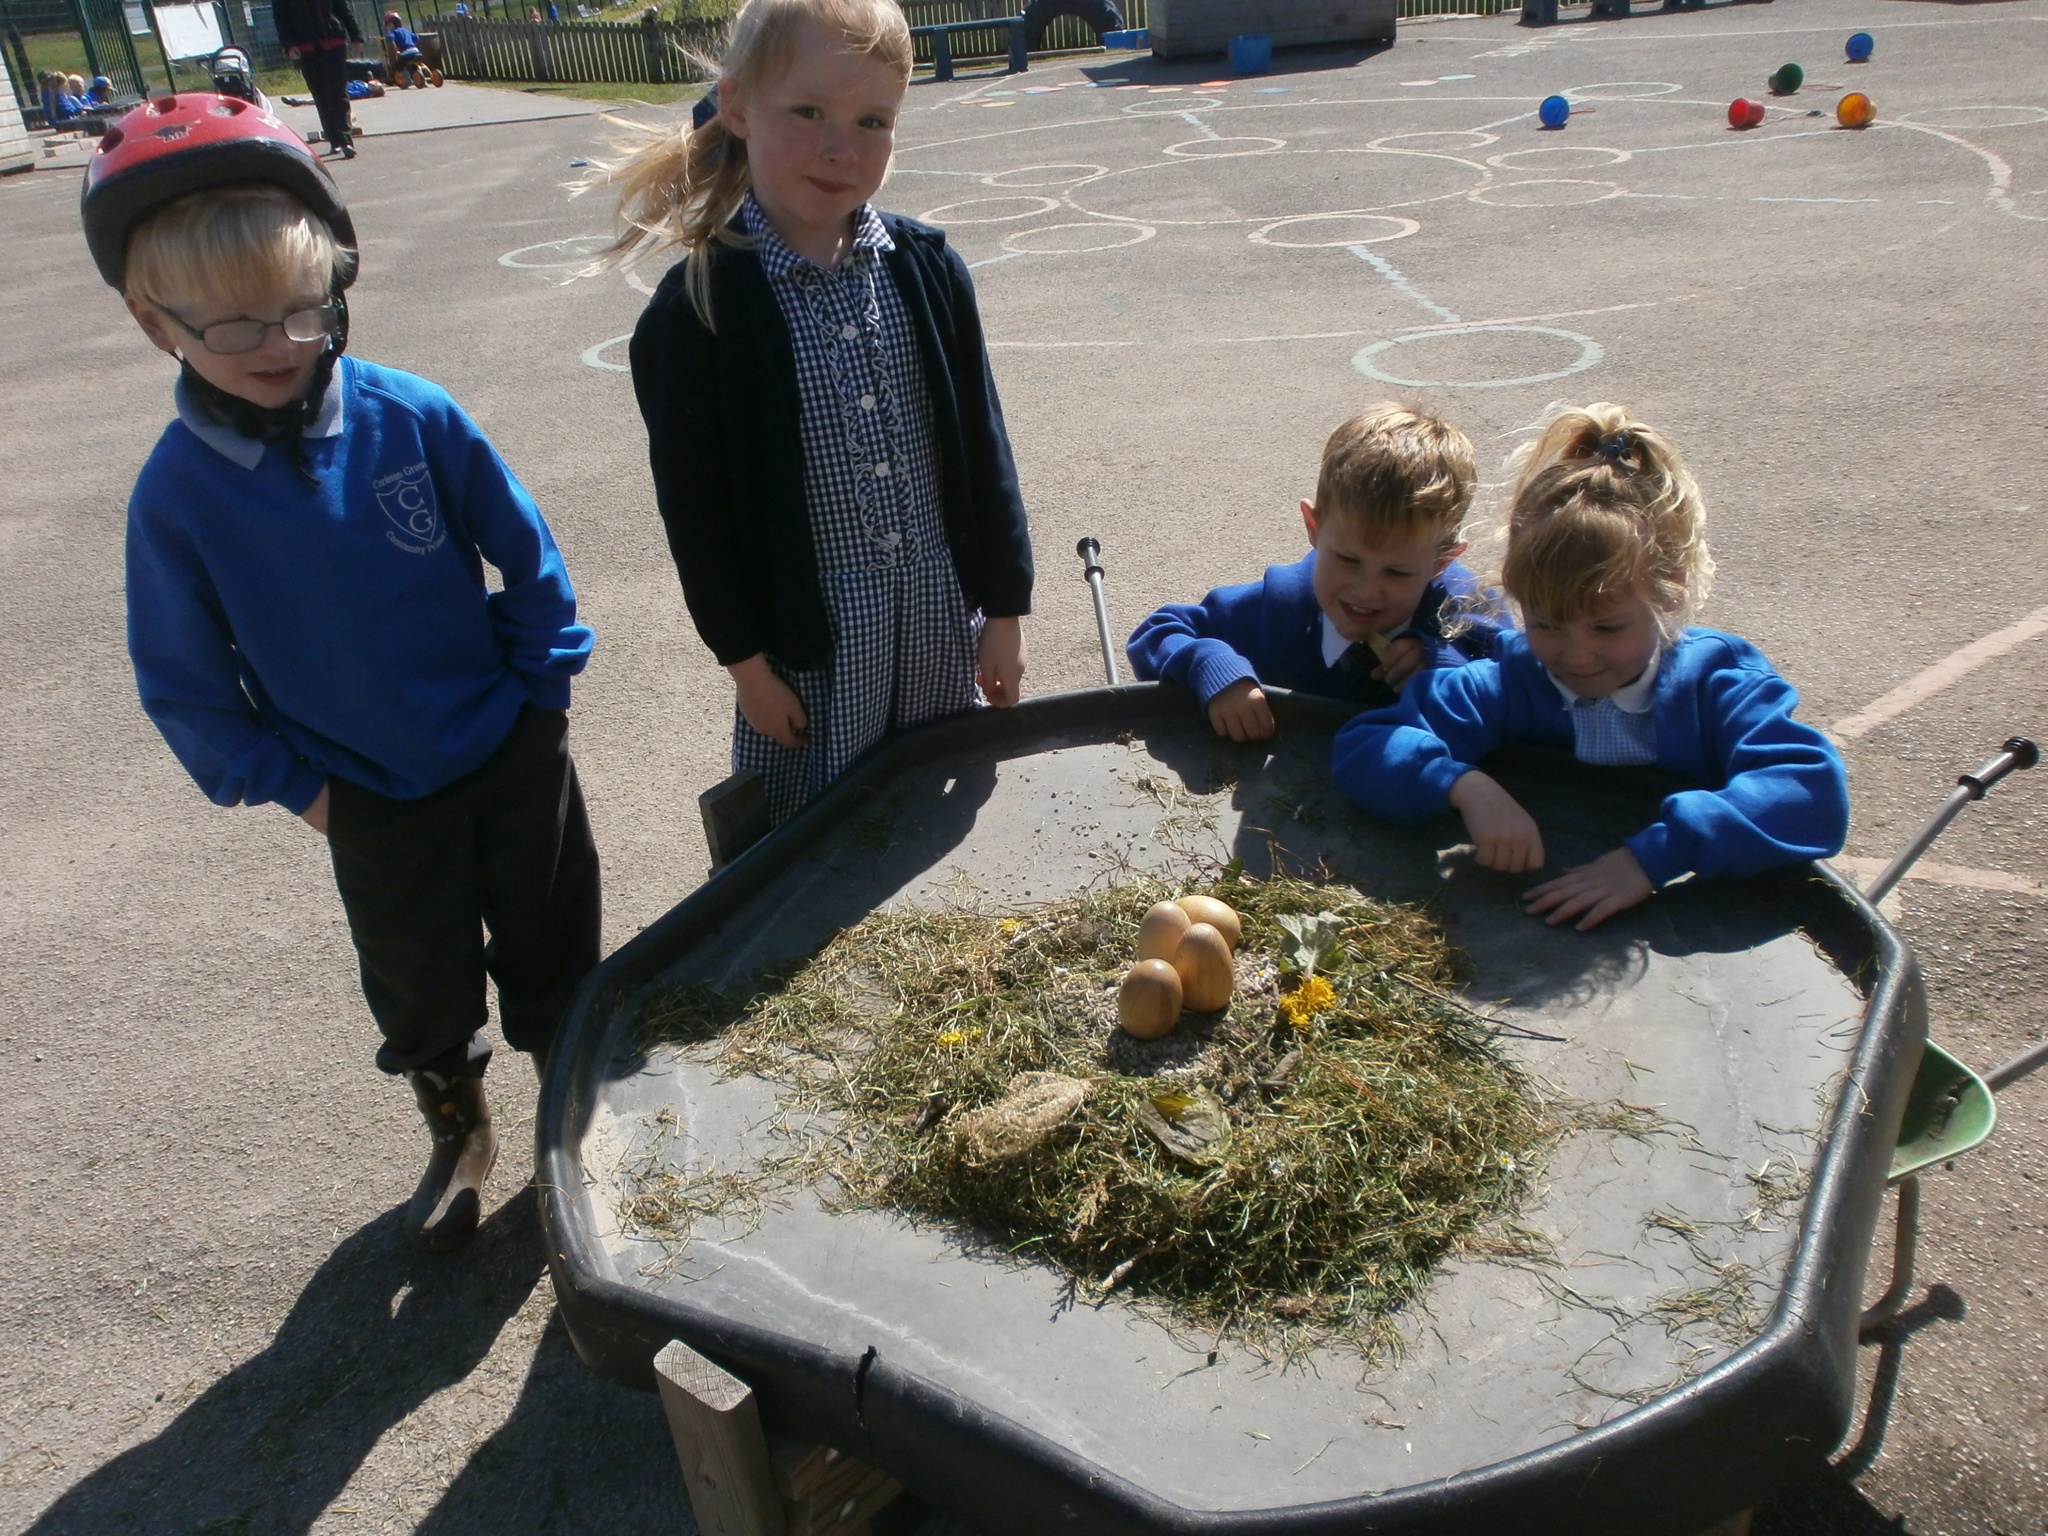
179, 291, 350, 488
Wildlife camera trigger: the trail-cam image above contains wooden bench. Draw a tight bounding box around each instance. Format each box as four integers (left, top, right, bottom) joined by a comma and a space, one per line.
909, 15, 1027, 82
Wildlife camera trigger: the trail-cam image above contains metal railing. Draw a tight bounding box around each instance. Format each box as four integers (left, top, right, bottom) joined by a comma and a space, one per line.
428, 10, 717, 81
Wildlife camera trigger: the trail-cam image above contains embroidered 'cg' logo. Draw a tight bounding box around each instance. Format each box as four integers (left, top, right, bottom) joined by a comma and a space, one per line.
374, 462, 445, 554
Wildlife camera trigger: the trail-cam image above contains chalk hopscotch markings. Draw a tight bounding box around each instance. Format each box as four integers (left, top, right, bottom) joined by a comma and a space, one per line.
498, 235, 613, 269
969, 252, 1027, 269
1753, 196, 1881, 205
1000, 221, 1157, 254
1371, 130, 1499, 151
1898, 105, 2048, 130
1830, 603, 2048, 744
1165, 136, 1287, 157
918, 195, 1064, 223
1564, 81, 1684, 99
1251, 214, 1420, 248
1355, 325, 1606, 390
581, 335, 633, 373
1888, 117, 2042, 222
1349, 245, 1461, 324
1487, 145, 1631, 171
1471, 179, 1627, 209
1174, 110, 1222, 141
979, 163, 1108, 188
1122, 95, 1223, 115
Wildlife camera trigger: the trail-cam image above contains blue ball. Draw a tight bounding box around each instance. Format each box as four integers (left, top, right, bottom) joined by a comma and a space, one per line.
1539, 94, 1570, 128
1846, 31, 1874, 62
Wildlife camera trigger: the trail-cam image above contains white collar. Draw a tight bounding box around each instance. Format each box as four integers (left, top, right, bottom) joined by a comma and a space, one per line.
1547, 646, 1661, 713
174, 361, 347, 471
1320, 611, 1411, 668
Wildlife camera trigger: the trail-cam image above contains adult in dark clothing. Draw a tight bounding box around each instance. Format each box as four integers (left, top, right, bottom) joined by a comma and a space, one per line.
273, 0, 363, 157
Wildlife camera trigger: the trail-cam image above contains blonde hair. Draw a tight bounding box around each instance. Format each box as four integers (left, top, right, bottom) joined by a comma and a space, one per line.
1314, 403, 1476, 550
1501, 402, 1714, 640
603, 0, 911, 326
123, 183, 347, 308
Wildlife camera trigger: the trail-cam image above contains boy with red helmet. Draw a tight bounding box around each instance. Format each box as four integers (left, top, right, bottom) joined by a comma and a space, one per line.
84, 96, 603, 1253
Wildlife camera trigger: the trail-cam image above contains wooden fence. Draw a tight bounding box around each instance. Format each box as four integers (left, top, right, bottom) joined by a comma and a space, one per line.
427, 0, 1520, 85
429, 12, 720, 83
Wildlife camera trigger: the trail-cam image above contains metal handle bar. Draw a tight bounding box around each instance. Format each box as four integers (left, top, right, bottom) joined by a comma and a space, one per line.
1860, 737, 2038, 905
1076, 537, 1119, 687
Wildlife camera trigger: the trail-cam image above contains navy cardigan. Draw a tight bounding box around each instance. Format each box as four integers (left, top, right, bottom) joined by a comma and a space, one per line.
629, 213, 1035, 671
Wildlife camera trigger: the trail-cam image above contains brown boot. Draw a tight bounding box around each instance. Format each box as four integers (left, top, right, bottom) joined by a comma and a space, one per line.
406, 1073, 498, 1253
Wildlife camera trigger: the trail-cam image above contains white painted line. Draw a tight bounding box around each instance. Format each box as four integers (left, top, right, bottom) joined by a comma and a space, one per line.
968, 251, 1025, 269
1830, 855, 2046, 898
1753, 196, 1881, 205
1830, 604, 2048, 742
1349, 245, 1462, 323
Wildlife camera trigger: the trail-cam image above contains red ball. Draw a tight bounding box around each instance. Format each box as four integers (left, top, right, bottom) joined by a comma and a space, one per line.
1728, 98, 1749, 128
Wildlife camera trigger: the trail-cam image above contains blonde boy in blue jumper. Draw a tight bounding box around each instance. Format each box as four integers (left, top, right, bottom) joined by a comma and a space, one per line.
1127, 405, 1503, 741
83, 99, 600, 1252
1333, 404, 1847, 931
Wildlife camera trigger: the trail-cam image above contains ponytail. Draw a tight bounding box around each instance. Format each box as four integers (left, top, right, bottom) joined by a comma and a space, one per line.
1501, 403, 1714, 638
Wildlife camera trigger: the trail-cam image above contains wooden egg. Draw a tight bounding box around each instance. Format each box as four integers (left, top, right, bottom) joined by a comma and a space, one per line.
1137, 901, 1192, 961
1118, 960, 1184, 1039
1173, 923, 1235, 1012
1174, 895, 1242, 951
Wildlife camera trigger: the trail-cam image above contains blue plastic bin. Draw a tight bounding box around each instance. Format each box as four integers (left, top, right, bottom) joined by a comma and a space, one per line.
1228, 32, 1272, 74
1101, 26, 1147, 49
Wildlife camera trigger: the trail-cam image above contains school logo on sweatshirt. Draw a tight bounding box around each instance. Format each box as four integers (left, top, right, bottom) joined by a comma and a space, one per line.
374, 462, 445, 555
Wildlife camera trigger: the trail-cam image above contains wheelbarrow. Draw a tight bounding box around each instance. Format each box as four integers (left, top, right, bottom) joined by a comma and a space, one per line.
535, 540, 2037, 1536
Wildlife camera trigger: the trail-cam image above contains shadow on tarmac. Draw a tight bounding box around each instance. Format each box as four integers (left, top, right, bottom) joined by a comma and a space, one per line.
24, 1188, 690, 1535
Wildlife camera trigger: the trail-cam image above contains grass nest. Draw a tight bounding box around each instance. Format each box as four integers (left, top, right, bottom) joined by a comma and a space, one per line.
641, 875, 1560, 1354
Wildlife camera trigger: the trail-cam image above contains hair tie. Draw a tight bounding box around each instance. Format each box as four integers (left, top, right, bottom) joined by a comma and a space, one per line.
1595, 430, 1632, 463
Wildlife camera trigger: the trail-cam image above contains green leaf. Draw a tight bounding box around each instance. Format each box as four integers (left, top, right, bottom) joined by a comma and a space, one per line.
1275, 912, 1347, 978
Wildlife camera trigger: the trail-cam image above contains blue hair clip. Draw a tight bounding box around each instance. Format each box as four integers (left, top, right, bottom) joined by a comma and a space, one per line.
692, 83, 719, 130
1596, 430, 1632, 462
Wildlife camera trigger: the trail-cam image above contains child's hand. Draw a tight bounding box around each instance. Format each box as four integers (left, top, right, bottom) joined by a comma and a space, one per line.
1206, 679, 1276, 742
1447, 771, 1545, 873
1373, 636, 1427, 690
1522, 848, 1654, 931
300, 783, 331, 836
978, 616, 1026, 708
729, 654, 810, 748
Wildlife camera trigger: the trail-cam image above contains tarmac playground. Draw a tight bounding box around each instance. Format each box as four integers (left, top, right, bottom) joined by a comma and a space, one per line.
2, 0, 2045, 1530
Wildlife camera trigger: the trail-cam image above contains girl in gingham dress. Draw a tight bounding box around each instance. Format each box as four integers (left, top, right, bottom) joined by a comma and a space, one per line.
1333, 404, 1846, 931
612, 0, 1033, 824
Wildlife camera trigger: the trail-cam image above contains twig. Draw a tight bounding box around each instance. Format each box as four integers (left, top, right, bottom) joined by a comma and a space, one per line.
1293, 1437, 1339, 1475
1102, 1242, 1170, 1292
1207, 1309, 1235, 1365
1393, 974, 1567, 1041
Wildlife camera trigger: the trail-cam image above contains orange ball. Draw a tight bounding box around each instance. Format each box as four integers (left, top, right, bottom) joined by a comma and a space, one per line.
1837, 92, 1874, 129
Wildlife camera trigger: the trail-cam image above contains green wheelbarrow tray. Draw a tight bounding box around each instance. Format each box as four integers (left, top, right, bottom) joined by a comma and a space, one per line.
1888, 1040, 1997, 1182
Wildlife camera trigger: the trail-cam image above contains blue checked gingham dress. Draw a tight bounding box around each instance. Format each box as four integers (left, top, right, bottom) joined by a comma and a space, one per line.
734, 194, 982, 823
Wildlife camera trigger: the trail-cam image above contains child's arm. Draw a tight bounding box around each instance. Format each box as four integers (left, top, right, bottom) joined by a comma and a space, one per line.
1125, 581, 1274, 740
127, 503, 327, 816
1333, 661, 1543, 867
978, 615, 1025, 709
1623, 666, 1848, 887
428, 396, 593, 707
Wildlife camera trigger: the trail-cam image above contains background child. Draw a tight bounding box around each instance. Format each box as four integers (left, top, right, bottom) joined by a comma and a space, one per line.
1333, 403, 1847, 930
83, 99, 601, 1251
615, 0, 1034, 825
1126, 403, 1502, 742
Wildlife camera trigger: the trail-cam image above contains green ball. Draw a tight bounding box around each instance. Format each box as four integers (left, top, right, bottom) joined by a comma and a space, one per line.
1769, 62, 1804, 94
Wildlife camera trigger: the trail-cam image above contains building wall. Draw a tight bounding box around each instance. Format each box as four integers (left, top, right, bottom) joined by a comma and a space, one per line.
0, 49, 34, 173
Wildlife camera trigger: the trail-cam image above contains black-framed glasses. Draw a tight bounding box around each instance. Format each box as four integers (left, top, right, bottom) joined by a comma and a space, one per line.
164, 300, 342, 355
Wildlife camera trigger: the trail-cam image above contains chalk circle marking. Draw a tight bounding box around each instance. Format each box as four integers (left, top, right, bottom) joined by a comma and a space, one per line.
1564, 81, 1682, 99
1122, 94, 1222, 114
1900, 105, 2048, 130
1370, 129, 1499, 151
1001, 221, 1157, 254
581, 334, 633, 373
1252, 213, 1421, 248
1488, 145, 1631, 171
1164, 135, 1287, 157
920, 195, 1063, 224
1353, 325, 1605, 390
2003, 188, 2048, 223
982, 163, 1108, 187
1470, 178, 1625, 208
499, 234, 613, 269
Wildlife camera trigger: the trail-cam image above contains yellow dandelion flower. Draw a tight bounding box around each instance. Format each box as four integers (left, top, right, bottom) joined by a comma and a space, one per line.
1278, 974, 1337, 1029
935, 1029, 970, 1047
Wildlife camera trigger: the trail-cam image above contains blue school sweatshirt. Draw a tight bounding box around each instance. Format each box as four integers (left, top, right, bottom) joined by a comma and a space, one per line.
126, 356, 593, 814
1331, 628, 1847, 888
1125, 551, 1501, 707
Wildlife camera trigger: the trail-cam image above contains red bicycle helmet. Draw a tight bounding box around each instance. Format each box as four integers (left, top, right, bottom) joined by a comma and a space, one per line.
80, 93, 359, 291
